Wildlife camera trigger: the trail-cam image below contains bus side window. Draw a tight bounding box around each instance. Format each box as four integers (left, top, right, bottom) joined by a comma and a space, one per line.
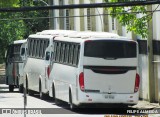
21, 48, 25, 56
53, 42, 57, 61
60, 43, 65, 63
73, 44, 78, 66
51, 52, 54, 61
69, 44, 74, 65
56, 42, 61, 62
45, 51, 50, 61
65, 43, 69, 64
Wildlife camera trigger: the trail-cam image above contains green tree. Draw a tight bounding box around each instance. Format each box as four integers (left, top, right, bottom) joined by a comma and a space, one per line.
0, 0, 19, 7
0, 1, 26, 63
20, 0, 49, 37
0, 0, 49, 63
105, 0, 152, 38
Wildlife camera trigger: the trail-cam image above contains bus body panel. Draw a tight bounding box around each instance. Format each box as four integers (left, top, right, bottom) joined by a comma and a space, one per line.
25, 58, 45, 92
83, 57, 137, 66
75, 91, 139, 105
83, 68, 136, 93
51, 63, 77, 102
25, 56, 47, 93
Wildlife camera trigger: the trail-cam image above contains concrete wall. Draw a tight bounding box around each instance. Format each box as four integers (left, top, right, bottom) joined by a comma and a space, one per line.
152, 4, 160, 102
138, 54, 150, 101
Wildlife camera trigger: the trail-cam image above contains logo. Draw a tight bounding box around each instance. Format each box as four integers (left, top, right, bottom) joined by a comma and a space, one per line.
2, 109, 11, 114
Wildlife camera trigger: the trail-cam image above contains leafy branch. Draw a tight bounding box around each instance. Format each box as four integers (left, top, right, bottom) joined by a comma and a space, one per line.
105, 0, 154, 38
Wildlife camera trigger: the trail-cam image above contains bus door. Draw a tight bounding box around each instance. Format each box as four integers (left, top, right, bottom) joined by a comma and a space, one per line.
45, 48, 52, 90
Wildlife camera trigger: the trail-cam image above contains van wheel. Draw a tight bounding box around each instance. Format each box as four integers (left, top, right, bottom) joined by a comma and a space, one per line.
39, 81, 45, 99
69, 89, 76, 110
9, 85, 14, 92
19, 84, 23, 93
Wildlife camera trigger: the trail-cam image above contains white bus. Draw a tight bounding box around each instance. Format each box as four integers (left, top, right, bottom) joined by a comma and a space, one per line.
5, 40, 26, 92
24, 30, 76, 99
49, 32, 140, 109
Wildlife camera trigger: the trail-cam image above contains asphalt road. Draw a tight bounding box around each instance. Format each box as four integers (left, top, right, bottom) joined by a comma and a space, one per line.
0, 83, 127, 117
0, 72, 158, 117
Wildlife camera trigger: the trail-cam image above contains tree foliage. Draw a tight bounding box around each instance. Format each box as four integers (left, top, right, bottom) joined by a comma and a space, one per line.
105, 0, 152, 39
0, 0, 19, 7
0, 0, 49, 63
0, 0, 25, 63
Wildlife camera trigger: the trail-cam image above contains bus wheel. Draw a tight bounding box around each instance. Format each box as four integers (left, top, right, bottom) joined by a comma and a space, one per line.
39, 81, 45, 100
19, 84, 23, 93
52, 84, 55, 101
28, 89, 34, 96
69, 89, 76, 110
26, 79, 28, 93
9, 85, 14, 92
26, 79, 33, 96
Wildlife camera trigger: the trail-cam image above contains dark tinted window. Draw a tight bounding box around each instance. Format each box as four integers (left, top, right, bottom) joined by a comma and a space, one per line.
6, 44, 22, 62
137, 40, 147, 55
84, 40, 137, 58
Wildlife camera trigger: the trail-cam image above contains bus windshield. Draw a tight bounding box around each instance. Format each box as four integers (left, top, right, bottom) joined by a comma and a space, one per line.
84, 40, 137, 58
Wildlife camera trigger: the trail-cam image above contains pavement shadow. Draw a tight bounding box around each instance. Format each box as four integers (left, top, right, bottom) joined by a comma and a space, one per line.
0, 83, 19, 93
0, 75, 5, 84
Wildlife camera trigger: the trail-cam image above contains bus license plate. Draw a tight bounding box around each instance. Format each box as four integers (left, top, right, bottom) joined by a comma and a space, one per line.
104, 94, 114, 99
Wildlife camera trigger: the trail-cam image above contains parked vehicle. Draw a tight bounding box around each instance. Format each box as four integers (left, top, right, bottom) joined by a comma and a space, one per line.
5, 40, 26, 92
48, 31, 140, 109
24, 30, 76, 99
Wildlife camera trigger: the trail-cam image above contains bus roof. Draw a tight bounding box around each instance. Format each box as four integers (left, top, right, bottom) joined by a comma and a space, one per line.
37, 30, 76, 36
13, 40, 27, 44
54, 31, 135, 43
28, 34, 54, 39
68, 31, 120, 39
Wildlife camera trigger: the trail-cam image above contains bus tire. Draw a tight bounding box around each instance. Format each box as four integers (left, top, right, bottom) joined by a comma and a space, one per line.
28, 89, 34, 96
16, 77, 19, 88
9, 85, 14, 92
26, 79, 34, 96
39, 80, 45, 100
52, 84, 55, 101
26, 79, 28, 94
19, 84, 23, 93
69, 89, 76, 110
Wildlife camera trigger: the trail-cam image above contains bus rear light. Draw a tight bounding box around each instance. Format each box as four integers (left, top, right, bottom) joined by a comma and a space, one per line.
134, 73, 140, 93
79, 72, 84, 91
47, 66, 50, 78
